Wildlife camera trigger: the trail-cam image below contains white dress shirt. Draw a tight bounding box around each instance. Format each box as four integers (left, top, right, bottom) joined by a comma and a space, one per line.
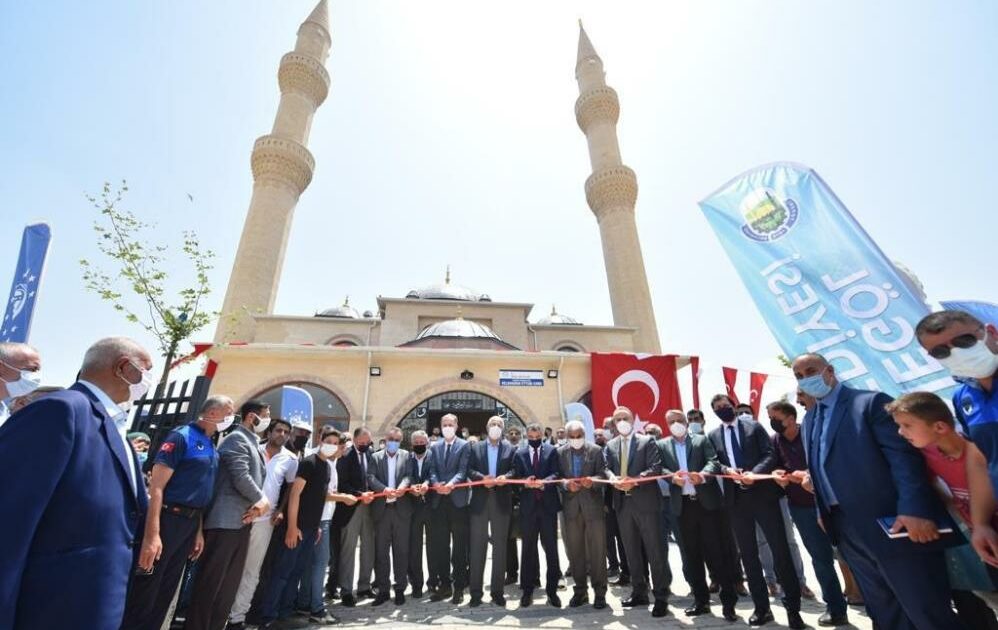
674, 440, 696, 496
257, 446, 298, 522
321, 458, 339, 521
78, 380, 138, 496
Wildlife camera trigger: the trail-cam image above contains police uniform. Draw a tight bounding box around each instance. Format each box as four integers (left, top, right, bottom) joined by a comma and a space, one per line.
954, 375, 998, 497
121, 423, 219, 630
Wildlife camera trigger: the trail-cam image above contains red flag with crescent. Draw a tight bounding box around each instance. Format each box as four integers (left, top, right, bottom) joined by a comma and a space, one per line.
749, 372, 768, 417
591, 353, 683, 432
722, 366, 740, 405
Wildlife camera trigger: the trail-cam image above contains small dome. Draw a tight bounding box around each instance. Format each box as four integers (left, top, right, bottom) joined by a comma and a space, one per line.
537, 305, 582, 326
316, 296, 360, 319
416, 318, 503, 341
406, 267, 489, 302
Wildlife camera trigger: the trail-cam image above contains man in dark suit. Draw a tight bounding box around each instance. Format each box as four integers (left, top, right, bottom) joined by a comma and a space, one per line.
792, 352, 963, 629
659, 410, 739, 621
0, 337, 149, 630
367, 426, 413, 606
709, 394, 805, 629
514, 422, 562, 607
557, 420, 609, 609
336, 427, 375, 606
467, 415, 518, 606
604, 407, 671, 617
429, 413, 472, 603
406, 429, 436, 598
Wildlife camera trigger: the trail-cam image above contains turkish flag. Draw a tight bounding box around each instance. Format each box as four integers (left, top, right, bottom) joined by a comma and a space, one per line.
749, 372, 769, 417
591, 353, 683, 432
722, 367, 740, 405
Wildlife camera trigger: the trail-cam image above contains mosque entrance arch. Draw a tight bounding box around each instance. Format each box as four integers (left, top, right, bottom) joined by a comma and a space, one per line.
397, 390, 526, 442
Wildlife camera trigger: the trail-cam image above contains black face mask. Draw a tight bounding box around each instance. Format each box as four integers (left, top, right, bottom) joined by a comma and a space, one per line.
528, 438, 542, 449
412, 444, 427, 455
715, 407, 736, 423
595, 438, 607, 447
356, 443, 370, 453
770, 420, 787, 434
291, 435, 309, 452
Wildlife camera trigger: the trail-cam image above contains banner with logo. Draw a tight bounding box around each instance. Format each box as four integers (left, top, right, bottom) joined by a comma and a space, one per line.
281, 385, 314, 429
1, 223, 51, 343
591, 353, 682, 432
700, 163, 953, 398
564, 402, 595, 442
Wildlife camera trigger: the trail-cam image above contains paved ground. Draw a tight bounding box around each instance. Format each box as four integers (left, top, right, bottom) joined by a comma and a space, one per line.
279, 541, 873, 630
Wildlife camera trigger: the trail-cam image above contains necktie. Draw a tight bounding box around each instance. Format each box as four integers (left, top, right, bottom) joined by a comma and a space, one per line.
727, 425, 743, 469
620, 438, 629, 478
445, 442, 451, 467
532, 447, 541, 500
361, 452, 369, 491
813, 403, 826, 461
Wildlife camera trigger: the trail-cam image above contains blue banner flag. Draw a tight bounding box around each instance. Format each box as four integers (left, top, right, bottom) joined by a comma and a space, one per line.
942, 300, 998, 328
699, 163, 953, 398
281, 385, 314, 428
1, 223, 51, 343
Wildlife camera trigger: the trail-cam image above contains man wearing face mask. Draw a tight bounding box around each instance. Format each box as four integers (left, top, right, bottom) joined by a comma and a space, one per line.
287, 419, 313, 457
792, 352, 963, 630
0, 338, 149, 630
917, 311, 998, 557
767, 401, 848, 627
406, 430, 437, 598
708, 394, 804, 629
122, 395, 232, 630
604, 407, 672, 618
685, 410, 705, 435
467, 416, 517, 607
0, 341, 42, 427
337, 426, 376, 607
505, 427, 523, 587
366, 427, 413, 606
557, 420, 609, 609
429, 413, 472, 603
185, 400, 272, 630
598, 421, 629, 586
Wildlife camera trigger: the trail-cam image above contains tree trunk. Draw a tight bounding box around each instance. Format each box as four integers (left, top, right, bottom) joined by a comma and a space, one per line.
152, 339, 179, 416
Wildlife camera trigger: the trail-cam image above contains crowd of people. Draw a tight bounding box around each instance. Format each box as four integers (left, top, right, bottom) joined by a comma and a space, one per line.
1, 308, 997, 630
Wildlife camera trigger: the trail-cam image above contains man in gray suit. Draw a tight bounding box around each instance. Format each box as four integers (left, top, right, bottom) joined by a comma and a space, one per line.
658, 409, 739, 621
467, 415, 517, 607
366, 427, 413, 606
557, 420, 609, 610
604, 406, 671, 617
429, 413, 472, 603
185, 399, 271, 630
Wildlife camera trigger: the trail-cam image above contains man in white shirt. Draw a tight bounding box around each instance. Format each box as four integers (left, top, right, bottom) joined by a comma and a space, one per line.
227, 417, 298, 629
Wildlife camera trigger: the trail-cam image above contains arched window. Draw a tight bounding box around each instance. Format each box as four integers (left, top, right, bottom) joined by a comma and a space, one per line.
555, 342, 584, 353
250, 382, 350, 433
327, 335, 361, 347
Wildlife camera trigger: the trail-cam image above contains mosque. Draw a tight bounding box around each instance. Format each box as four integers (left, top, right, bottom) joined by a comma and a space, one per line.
207, 0, 670, 437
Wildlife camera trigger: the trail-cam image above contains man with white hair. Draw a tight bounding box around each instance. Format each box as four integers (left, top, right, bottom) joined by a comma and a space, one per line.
0, 341, 42, 427
0, 337, 150, 630
121, 394, 235, 630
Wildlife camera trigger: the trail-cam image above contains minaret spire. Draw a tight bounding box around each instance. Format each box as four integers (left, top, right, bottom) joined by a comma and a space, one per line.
574, 24, 661, 353
215, 2, 332, 342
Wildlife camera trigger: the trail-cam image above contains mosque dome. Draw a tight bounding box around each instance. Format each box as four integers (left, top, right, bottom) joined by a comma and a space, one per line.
400, 313, 518, 350
406, 268, 490, 302
537, 305, 582, 325
316, 296, 361, 319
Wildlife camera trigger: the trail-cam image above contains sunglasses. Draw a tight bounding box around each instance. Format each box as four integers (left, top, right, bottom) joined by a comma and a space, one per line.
927, 329, 982, 360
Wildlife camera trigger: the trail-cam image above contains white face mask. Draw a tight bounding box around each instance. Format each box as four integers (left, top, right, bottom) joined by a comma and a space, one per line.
616, 420, 632, 436
557, 438, 567, 446
214, 415, 235, 433
939, 336, 998, 380
568, 437, 585, 450
2, 364, 41, 398
251, 414, 271, 434
688, 422, 704, 435
320, 443, 338, 457
120, 361, 154, 403
669, 422, 688, 439
488, 425, 503, 441
441, 425, 457, 440
736, 413, 754, 423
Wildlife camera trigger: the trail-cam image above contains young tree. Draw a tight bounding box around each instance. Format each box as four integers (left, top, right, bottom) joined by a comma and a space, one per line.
80, 181, 215, 387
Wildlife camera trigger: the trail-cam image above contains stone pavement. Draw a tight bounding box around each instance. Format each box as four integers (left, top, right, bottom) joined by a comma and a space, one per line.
284, 541, 873, 630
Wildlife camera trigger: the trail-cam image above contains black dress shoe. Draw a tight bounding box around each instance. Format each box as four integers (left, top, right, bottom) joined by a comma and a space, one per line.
607, 567, 620, 578
787, 611, 807, 629
569, 593, 589, 608
651, 600, 671, 617
684, 603, 710, 616
430, 587, 452, 602
411, 588, 423, 599
709, 581, 720, 593
469, 595, 482, 607
722, 605, 739, 622
547, 593, 562, 608
610, 575, 631, 586
621, 594, 650, 607
356, 589, 375, 600
593, 596, 608, 610
817, 611, 849, 627
736, 582, 749, 597
451, 589, 465, 605
340, 593, 356, 607
394, 591, 405, 606
226, 623, 245, 630
505, 574, 518, 585
491, 594, 506, 606
520, 591, 533, 607
371, 593, 390, 606
749, 609, 775, 626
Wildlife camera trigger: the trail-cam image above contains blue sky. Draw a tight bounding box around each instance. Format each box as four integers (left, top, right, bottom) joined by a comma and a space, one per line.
1, 0, 996, 398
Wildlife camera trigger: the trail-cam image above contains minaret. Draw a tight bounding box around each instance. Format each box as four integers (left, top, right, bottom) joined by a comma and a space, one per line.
575, 23, 661, 354
215, 0, 332, 342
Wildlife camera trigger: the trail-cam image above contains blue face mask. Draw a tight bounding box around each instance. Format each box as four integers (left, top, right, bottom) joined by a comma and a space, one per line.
798, 372, 832, 399
386, 440, 400, 454
137, 451, 148, 464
